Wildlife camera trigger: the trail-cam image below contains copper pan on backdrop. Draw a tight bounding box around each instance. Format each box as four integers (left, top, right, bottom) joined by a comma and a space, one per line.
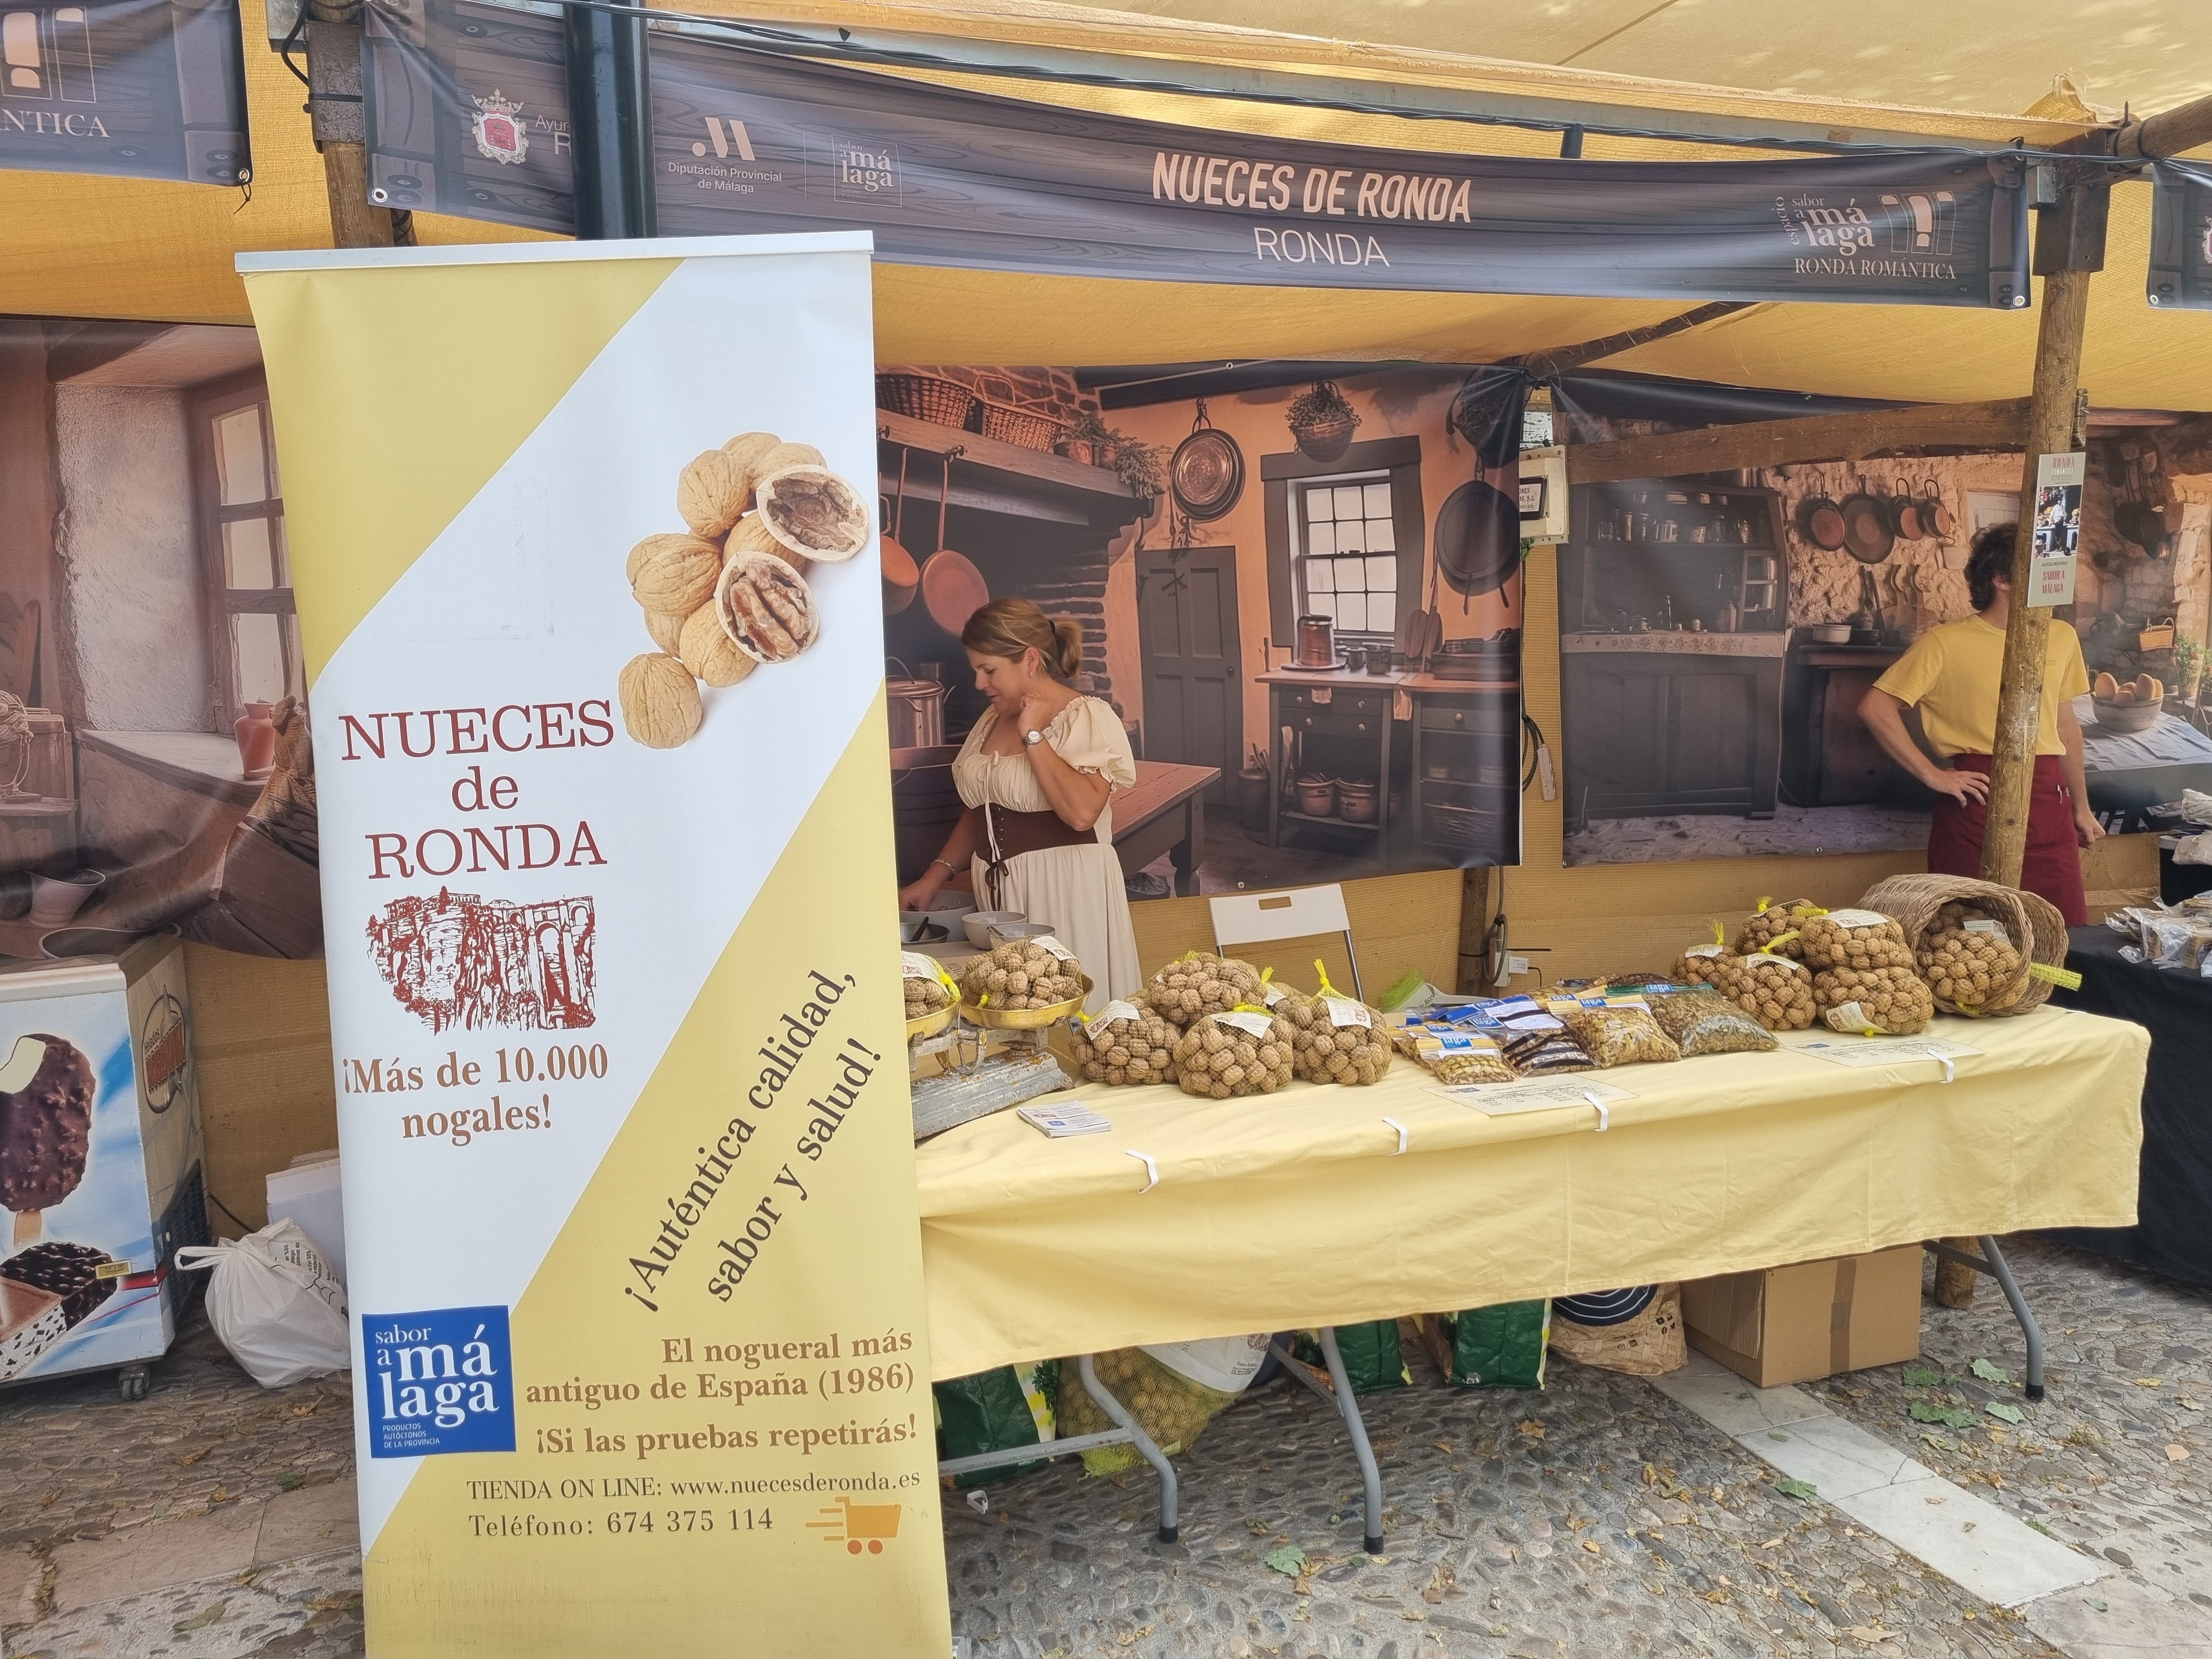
881, 444, 919, 613
1839, 476, 1894, 564
1795, 493, 1848, 551
919, 448, 990, 637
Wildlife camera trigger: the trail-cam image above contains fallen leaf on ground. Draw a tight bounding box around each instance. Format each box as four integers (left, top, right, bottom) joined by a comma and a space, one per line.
173, 1603, 228, 1634
1970, 1358, 2011, 1384
1581, 1540, 1601, 1554
177, 1448, 211, 1466
1901, 1363, 1945, 1387
2166, 1444, 2190, 1462
1757, 1536, 1784, 1548
1518, 1420, 1545, 1441
1773, 1479, 1818, 1500
1263, 1545, 1307, 1578
2132, 1378, 2163, 1388
1986, 1403, 2025, 1425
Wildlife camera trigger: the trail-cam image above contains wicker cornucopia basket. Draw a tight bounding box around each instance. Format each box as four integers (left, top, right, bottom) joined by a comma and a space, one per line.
1858, 874, 2067, 1016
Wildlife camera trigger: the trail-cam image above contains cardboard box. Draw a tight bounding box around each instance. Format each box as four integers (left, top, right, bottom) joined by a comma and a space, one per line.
1680, 1246, 1922, 1388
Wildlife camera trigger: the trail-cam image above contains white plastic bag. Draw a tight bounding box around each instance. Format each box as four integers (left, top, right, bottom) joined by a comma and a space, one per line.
175, 1219, 349, 1387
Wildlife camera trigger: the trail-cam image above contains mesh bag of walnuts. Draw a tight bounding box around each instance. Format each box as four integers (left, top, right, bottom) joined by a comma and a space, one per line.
1671, 938, 1742, 994
1799, 909, 1914, 973
1727, 952, 1817, 1031
1276, 965, 1393, 1085
1550, 996, 1683, 1068
1643, 985, 1777, 1056
1918, 901, 2027, 1014
1812, 966, 1934, 1035
1170, 1007, 1296, 1099
957, 936, 1086, 1012
900, 951, 955, 1022
1124, 986, 1186, 1034
1732, 898, 1822, 961
1068, 1000, 1180, 1087
1146, 952, 1266, 1024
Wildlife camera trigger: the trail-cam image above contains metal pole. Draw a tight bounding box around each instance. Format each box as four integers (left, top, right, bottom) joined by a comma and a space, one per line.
565, 0, 657, 240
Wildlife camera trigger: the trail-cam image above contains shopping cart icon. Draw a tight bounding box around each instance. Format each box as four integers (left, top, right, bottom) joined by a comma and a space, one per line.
806, 1494, 902, 1554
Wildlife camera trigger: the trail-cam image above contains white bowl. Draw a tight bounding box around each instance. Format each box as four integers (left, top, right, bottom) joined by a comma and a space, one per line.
964, 910, 1024, 949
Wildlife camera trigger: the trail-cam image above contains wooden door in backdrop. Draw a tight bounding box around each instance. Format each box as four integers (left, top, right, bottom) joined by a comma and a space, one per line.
1136, 544, 1241, 806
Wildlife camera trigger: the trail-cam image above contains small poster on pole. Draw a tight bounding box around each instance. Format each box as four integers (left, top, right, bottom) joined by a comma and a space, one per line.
2026, 450, 2086, 607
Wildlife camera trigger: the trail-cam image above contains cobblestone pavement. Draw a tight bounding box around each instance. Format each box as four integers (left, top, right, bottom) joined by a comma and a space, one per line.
1, 1237, 2203, 1658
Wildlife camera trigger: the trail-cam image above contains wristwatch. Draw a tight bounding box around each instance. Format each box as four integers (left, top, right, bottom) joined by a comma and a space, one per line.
1022, 729, 1046, 747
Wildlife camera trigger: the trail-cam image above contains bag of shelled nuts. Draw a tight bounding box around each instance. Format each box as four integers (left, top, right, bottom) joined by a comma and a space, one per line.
1393, 1022, 1516, 1084
1169, 1006, 1296, 1099
1727, 952, 1817, 1031
1068, 999, 1180, 1086
1733, 897, 1822, 961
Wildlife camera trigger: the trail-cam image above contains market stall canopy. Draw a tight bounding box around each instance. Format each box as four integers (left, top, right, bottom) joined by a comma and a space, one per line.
2, 0, 2207, 406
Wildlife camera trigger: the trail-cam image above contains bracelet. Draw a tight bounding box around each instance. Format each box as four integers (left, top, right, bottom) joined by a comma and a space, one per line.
932, 858, 957, 876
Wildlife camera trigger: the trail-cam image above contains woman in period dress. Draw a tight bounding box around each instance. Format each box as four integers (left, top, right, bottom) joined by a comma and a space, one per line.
896, 599, 1139, 1010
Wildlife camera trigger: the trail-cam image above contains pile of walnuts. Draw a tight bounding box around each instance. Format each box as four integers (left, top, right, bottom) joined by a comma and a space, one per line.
903, 972, 951, 1022
1726, 953, 1817, 1031
618, 430, 870, 749
1146, 954, 1266, 1024
1813, 965, 1933, 1034
957, 939, 1085, 1011
1276, 990, 1393, 1085
1734, 899, 1819, 961
1069, 1003, 1180, 1086
1170, 1009, 1295, 1099
1800, 910, 1914, 973
1918, 903, 2025, 1011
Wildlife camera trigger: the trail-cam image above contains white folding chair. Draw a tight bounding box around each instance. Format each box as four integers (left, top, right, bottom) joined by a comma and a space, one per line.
1208, 883, 1365, 1003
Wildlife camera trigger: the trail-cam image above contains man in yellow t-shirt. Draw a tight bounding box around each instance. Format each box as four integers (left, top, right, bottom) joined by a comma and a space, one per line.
1859, 523, 2100, 926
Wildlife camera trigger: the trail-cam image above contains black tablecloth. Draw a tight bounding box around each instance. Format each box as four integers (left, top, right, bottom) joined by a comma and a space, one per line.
2047, 924, 2212, 1285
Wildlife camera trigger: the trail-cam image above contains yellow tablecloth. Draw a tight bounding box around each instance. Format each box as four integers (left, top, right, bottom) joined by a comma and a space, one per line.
914, 1008, 2146, 1379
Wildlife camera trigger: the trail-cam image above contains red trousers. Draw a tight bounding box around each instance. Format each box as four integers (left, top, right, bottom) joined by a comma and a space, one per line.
1925, 754, 2087, 927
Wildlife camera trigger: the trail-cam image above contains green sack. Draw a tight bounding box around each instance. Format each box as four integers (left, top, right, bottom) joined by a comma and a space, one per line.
1440, 1300, 1550, 1389
1291, 1322, 1411, 1393
933, 1359, 1059, 1487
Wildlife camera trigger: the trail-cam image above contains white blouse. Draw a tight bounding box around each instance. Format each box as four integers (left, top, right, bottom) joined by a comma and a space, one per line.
951, 696, 1138, 839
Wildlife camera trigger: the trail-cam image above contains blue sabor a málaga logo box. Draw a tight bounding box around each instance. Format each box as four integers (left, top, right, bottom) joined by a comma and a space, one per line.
365, 1306, 516, 1457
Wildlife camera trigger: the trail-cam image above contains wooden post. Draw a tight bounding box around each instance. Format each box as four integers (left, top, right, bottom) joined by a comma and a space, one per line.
307, 0, 412, 250
1934, 176, 2106, 1311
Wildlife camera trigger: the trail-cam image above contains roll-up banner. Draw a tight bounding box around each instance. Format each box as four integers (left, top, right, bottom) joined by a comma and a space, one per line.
240, 233, 952, 1658
0, 0, 250, 185
2148, 160, 2212, 311
363, 0, 2028, 308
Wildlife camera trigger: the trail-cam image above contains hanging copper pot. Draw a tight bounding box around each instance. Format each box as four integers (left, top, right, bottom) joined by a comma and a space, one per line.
882, 444, 919, 614
1169, 400, 1244, 522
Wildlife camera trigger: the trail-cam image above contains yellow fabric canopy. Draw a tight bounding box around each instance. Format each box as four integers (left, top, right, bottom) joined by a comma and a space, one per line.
2, 0, 2205, 409
914, 1008, 2145, 1379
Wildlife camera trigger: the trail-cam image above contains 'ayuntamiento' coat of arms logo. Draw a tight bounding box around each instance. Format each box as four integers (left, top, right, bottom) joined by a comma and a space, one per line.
471, 91, 528, 165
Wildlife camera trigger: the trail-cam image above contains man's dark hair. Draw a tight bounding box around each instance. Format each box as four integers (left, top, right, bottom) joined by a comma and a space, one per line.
1964, 523, 2016, 612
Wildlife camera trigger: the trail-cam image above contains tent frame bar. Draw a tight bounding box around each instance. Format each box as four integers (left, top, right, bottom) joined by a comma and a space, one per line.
482, 0, 2152, 163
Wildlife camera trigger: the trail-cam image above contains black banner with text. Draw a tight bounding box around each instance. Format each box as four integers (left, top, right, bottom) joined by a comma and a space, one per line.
365, 0, 2028, 308
2149, 161, 2212, 311
0, 0, 249, 187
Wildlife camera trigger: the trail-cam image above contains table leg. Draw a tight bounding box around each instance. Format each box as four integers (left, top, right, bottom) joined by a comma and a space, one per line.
1077, 1353, 1181, 1542
1317, 1328, 1386, 1555
1923, 1237, 2046, 1401
1172, 797, 1205, 897
1376, 705, 1393, 860
1267, 689, 1283, 849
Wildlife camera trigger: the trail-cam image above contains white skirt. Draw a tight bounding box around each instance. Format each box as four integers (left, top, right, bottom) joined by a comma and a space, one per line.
970, 840, 1141, 1014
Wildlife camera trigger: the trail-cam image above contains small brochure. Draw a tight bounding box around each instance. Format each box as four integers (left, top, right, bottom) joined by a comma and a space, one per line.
1431, 1077, 1636, 1116
1017, 1101, 1112, 1137
1788, 1036, 1983, 1069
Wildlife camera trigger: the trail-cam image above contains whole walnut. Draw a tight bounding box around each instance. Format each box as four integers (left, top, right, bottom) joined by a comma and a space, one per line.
1728, 953, 1816, 1031
903, 974, 951, 1020
676, 447, 750, 539
1169, 1009, 1295, 1099
618, 653, 703, 749
1070, 1003, 1180, 1086
629, 533, 723, 616
677, 602, 757, 689
1814, 965, 1933, 1035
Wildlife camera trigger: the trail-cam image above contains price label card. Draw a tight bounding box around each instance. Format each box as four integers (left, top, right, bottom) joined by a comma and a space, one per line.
1322, 995, 1372, 1029
1787, 1036, 1983, 1068
1034, 934, 1076, 961
1216, 1009, 1276, 1037
900, 950, 942, 979
1431, 1078, 1635, 1116
1083, 999, 1141, 1031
